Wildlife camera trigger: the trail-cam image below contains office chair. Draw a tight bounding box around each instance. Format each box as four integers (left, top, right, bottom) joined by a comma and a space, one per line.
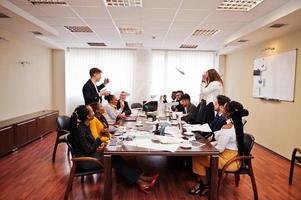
52, 116, 71, 163
218, 133, 258, 200
289, 147, 301, 184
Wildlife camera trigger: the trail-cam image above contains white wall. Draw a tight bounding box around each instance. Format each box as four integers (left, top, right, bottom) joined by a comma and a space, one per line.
0, 29, 53, 121
224, 28, 301, 159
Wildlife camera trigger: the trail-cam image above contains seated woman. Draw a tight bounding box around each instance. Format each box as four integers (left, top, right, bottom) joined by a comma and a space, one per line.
104, 94, 126, 124
189, 101, 248, 196
68, 105, 159, 192
89, 102, 112, 142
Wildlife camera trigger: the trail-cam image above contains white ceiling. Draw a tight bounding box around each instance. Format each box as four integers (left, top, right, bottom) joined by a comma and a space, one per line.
0, 0, 300, 52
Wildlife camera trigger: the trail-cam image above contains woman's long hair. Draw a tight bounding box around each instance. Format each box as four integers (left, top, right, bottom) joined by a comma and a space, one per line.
70, 105, 89, 134
207, 69, 223, 85
225, 101, 249, 155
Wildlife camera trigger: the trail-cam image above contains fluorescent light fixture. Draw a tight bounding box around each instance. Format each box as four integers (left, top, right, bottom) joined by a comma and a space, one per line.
216, 0, 264, 12
119, 27, 142, 34
126, 43, 143, 48
179, 44, 198, 49
28, 0, 67, 5
87, 42, 107, 47
105, 0, 142, 7
64, 26, 93, 33
192, 29, 220, 36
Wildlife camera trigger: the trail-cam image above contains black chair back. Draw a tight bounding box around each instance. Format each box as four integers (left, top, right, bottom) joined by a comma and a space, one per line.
131, 103, 143, 109
57, 116, 71, 132
243, 133, 255, 156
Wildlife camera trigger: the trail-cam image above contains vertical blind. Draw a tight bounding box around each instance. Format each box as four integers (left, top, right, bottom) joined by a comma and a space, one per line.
150, 50, 215, 104
65, 48, 215, 114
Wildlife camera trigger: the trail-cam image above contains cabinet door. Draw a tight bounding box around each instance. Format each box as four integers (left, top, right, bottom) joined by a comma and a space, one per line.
14, 119, 36, 147
38, 112, 58, 137
27, 119, 37, 141
0, 126, 14, 157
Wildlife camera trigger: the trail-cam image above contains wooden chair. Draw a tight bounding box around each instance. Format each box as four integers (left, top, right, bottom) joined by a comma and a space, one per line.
64, 141, 104, 200
52, 116, 70, 163
218, 133, 258, 200
289, 147, 301, 184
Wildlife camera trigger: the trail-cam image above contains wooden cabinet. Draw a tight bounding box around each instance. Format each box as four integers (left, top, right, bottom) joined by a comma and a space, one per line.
0, 126, 14, 157
0, 110, 58, 157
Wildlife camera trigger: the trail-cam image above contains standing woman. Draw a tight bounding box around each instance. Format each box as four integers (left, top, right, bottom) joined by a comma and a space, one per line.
199, 69, 223, 124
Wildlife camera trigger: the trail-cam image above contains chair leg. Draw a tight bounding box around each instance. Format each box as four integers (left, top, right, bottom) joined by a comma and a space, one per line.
52, 135, 59, 163
64, 163, 77, 200
81, 176, 84, 183
234, 173, 240, 187
248, 160, 258, 200
217, 170, 226, 200
289, 154, 296, 184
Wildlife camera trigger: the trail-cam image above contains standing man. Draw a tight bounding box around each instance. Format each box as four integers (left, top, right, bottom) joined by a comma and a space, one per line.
82, 67, 110, 105
117, 91, 132, 116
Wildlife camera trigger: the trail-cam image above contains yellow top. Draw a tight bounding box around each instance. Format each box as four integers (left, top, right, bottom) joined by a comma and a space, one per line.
89, 117, 112, 142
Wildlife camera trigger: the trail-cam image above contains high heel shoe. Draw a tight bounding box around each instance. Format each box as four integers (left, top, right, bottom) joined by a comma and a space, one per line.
149, 173, 160, 188
138, 184, 150, 194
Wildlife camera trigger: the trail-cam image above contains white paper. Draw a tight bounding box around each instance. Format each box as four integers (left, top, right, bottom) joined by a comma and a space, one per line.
124, 139, 179, 152
184, 123, 212, 132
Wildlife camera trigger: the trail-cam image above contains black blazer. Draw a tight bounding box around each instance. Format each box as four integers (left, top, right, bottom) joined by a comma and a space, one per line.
117, 100, 132, 116
209, 113, 227, 132
82, 79, 105, 105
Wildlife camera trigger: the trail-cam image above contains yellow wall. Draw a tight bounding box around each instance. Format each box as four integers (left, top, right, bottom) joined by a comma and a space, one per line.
0, 29, 53, 121
224, 28, 301, 159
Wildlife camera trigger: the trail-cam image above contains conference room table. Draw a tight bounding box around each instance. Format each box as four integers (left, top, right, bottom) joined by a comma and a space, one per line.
103, 117, 220, 200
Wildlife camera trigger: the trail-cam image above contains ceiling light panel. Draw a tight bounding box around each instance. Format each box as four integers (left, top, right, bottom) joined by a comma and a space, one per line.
64, 26, 93, 33
192, 29, 220, 36
126, 42, 143, 48
87, 42, 107, 47
27, 0, 67, 5
119, 27, 142, 34
216, 0, 264, 12
179, 44, 198, 49
105, 0, 142, 7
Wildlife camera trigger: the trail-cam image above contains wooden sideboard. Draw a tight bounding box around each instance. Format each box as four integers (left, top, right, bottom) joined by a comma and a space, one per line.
0, 110, 59, 157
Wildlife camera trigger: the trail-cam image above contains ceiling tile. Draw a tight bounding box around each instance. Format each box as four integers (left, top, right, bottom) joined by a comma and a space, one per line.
66, 0, 104, 7
143, 0, 182, 9
72, 6, 110, 19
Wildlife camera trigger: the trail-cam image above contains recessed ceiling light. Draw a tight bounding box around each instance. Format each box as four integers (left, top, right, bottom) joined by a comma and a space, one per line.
269, 23, 288, 28
179, 44, 198, 49
216, 0, 264, 12
30, 31, 43, 35
0, 13, 10, 18
126, 43, 143, 48
192, 29, 220, 36
27, 0, 67, 6
87, 42, 107, 47
64, 26, 93, 33
119, 27, 142, 34
105, 0, 142, 7
237, 39, 248, 43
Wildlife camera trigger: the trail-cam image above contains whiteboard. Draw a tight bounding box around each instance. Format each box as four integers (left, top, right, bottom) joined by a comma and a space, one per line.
252, 49, 297, 101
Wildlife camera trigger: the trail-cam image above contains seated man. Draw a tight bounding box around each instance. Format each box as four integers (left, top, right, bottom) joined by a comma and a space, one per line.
180, 93, 197, 123
174, 90, 185, 112
117, 91, 132, 116
209, 95, 231, 140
